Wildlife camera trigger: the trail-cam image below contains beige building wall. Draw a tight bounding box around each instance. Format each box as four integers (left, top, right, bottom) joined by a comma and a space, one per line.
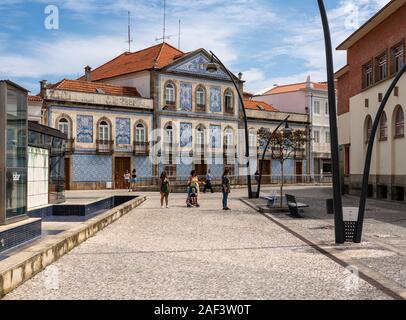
159, 75, 239, 117
50, 108, 153, 151
344, 75, 405, 175
339, 74, 406, 199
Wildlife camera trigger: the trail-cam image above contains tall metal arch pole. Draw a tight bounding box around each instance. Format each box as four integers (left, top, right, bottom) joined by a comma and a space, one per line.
209, 51, 253, 198
318, 0, 345, 243
355, 63, 406, 243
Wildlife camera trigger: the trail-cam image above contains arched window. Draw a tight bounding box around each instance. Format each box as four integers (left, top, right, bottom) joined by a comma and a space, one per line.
98, 120, 110, 141
196, 86, 206, 110
224, 89, 234, 113
365, 115, 372, 144
196, 126, 205, 146
394, 106, 404, 138
224, 128, 234, 147
58, 118, 70, 137
164, 124, 174, 145
165, 82, 176, 106
135, 123, 146, 143
249, 129, 257, 148
379, 112, 388, 141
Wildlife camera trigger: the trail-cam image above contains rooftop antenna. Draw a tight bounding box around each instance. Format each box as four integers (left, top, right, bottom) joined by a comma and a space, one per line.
178, 19, 181, 49
163, 0, 166, 42
127, 11, 133, 52
155, 0, 176, 42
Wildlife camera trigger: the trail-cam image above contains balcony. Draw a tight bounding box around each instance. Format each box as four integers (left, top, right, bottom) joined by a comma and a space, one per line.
133, 141, 150, 155
195, 104, 206, 113
224, 108, 235, 115
223, 145, 237, 158
65, 138, 75, 154
194, 144, 207, 157
163, 102, 177, 111
96, 140, 113, 154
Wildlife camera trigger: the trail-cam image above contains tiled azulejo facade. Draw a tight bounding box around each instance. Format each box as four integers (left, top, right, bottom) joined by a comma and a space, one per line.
39, 47, 309, 190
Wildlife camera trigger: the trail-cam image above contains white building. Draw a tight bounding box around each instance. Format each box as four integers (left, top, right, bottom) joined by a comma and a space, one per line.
253, 76, 331, 176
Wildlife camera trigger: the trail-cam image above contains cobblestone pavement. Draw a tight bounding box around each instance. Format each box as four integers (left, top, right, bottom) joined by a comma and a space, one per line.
3, 189, 391, 300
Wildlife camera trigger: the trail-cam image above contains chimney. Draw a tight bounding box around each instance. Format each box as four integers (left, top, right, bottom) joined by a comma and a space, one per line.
306, 75, 313, 89
84, 65, 92, 81
40, 80, 48, 97
238, 72, 243, 80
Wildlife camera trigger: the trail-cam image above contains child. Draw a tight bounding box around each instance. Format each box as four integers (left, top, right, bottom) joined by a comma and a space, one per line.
187, 186, 200, 208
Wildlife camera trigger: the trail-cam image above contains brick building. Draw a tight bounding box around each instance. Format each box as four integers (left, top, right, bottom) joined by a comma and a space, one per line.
336, 0, 406, 201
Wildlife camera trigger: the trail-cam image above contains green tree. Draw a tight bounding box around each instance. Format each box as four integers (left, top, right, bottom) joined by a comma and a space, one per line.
258, 128, 307, 208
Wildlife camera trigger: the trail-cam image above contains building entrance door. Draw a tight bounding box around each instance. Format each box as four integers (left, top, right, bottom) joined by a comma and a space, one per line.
259, 160, 271, 184
64, 158, 71, 191
195, 158, 207, 177
296, 161, 303, 183
114, 157, 131, 189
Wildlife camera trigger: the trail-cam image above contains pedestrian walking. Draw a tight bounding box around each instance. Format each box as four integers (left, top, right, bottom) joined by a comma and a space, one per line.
159, 171, 170, 208
124, 170, 131, 191
131, 168, 137, 191
222, 169, 231, 210
203, 169, 214, 193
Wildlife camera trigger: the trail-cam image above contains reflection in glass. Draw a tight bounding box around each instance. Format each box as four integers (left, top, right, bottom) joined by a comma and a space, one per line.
6, 88, 27, 219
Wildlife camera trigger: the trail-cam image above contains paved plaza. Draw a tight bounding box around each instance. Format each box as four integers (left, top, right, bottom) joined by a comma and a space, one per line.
4, 187, 403, 300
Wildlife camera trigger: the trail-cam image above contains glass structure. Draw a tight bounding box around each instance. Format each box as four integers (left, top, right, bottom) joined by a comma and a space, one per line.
1, 80, 29, 224
28, 121, 66, 205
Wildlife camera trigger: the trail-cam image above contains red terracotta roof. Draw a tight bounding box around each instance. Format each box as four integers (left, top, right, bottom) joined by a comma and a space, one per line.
79, 42, 185, 81
244, 100, 279, 112
263, 82, 328, 95
28, 95, 43, 102
50, 79, 141, 97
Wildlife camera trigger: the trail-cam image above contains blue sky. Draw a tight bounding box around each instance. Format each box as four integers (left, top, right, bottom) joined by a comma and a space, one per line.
0, 0, 390, 95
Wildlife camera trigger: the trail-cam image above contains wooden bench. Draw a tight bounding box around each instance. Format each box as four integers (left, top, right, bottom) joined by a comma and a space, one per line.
285, 194, 309, 218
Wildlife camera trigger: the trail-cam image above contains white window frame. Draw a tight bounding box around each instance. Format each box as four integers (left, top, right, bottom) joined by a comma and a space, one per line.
196, 87, 205, 106
165, 83, 175, 104
136, 124, 146, 143
313, 130, 320, 143
98, 121, 110, 141
225, 128, 233, 147
58, 118, 70, 138
314, 101, 320, 115
325, 131, 330, 144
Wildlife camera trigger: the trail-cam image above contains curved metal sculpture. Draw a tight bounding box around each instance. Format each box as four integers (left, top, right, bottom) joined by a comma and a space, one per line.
317, 0, 345, 244
208, 51, 253, 198
356, 63, 406, 243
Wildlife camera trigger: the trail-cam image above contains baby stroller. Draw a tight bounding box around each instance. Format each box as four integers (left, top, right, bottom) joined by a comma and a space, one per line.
186, 186, 200, 208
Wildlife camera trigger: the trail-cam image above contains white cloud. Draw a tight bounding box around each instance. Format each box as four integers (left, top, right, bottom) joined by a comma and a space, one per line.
245, 0, 391, 94
0, 35, 126, 78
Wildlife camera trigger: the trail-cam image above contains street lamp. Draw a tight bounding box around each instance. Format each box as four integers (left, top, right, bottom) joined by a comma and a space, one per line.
206, 51, 253, 198
318, 0, 345, 244
256, 116, 290, 198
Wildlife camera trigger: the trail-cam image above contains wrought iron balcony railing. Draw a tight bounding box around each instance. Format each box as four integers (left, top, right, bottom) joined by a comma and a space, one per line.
65, 138, 75, 154
133, 141, 149, 155
96, 139, 114, 154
